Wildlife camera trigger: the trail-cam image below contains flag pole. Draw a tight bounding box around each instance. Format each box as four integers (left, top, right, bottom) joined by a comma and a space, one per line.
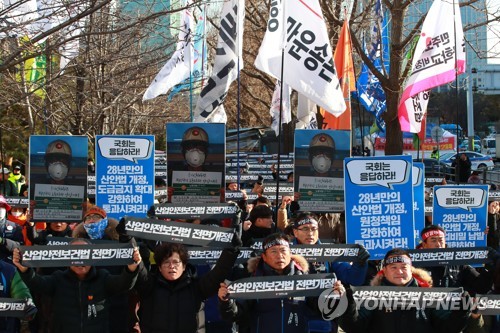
189, 1, 194, 121
274, 0, 288, 223
236, 0, 243, 187
417, 135, 420, 160
199, 3, 207, 122
190, 52, 193, 122
452, 0, 461, 183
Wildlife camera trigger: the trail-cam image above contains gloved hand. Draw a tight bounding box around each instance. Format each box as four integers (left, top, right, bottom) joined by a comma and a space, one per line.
228, 201, 242, 228
485, 247, 499, 271
116, 218, 132, 243
231, 230, 243, 249
116, 217, 127, 235
23, 298, 37, 321
487, 247, 499, 263
356, 245, 371, 265
147, 205, 156, 218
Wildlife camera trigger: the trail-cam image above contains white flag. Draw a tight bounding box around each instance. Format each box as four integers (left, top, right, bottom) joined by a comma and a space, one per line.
296, 93, 318, 129
59, 15, 86, 71
398, 0, 465, 133
143, 1, 194, 101
208, 105, 228, 123
270, 80, 291, 136
255, 0, 345, 117
194, 0, 245, 122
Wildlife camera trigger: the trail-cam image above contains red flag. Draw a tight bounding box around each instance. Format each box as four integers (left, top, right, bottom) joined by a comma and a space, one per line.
321, 19, 356, 130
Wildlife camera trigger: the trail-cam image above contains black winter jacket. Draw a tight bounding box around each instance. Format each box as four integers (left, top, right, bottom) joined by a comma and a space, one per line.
135, 247, 238, 333
20, 266, 138, 333
426, 264, 493, 295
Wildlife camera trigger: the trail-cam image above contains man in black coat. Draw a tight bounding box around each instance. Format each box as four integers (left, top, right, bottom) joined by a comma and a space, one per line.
12, 239, 141, 333
452, 153, 472, 183
419, 225, 493, 295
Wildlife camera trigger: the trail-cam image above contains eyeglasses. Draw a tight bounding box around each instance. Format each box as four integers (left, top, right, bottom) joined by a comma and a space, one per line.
297, 227, 318, 233
84, 214, 102, 222
162, 260, 183, 267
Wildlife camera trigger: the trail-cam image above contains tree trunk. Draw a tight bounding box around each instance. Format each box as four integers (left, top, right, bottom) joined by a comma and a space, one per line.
384, 91, 403, 155
384, 0, 405, 156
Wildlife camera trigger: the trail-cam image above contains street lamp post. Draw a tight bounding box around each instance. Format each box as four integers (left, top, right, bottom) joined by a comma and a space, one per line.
467, 67, 477, 151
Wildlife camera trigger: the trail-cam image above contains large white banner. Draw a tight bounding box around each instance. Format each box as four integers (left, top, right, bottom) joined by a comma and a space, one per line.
255, 0, 346, 117
194, 0, 245, 122
398, 0, 465, 133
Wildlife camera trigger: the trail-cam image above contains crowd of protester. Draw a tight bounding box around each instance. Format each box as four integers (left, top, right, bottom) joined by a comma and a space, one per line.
0, 161, 499, 333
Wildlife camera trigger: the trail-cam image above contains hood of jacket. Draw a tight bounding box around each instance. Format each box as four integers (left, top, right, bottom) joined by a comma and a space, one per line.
72, 217, 119, 241
247, 254, 309, 275
370, 267, 433, 288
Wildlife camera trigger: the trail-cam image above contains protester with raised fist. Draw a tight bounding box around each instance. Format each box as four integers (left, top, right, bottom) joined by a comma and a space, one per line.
241, 205, 275, 247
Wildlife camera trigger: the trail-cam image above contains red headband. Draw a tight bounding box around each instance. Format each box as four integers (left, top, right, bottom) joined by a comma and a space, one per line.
422, 229, 445, 241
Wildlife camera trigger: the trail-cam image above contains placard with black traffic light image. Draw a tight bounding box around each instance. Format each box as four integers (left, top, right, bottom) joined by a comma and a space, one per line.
167, 123, 226, 204
294, 129, 350, 212
29, 135, 88, 222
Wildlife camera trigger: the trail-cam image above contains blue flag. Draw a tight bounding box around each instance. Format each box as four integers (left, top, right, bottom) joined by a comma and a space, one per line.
354, 0, 389, 132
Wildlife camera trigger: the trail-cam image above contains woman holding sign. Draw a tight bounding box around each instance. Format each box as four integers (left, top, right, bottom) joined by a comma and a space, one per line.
134, 236, 240, 332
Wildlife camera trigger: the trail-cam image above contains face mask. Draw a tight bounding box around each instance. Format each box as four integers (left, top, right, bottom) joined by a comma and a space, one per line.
48, 162, 69, 181
83, 218, 108, 239
0, 208, 6, 220
312, 155, 332, 174
11, 211, 22, 217
185, 149, 205, 167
